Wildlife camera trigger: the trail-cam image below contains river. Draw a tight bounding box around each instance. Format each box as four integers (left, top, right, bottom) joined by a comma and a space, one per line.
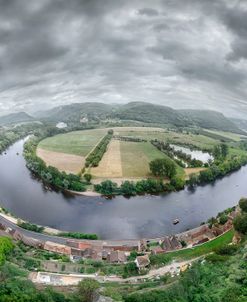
0, 138, 246, 240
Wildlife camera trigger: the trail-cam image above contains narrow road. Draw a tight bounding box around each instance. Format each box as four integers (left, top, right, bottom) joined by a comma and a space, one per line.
29, 259, 198, 286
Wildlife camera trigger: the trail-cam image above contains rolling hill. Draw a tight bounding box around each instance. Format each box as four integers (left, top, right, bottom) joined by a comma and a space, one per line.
178, 109, 243, 133
34, 102, 115, 122
0, 112, 34, 126
34, 102, 242, 133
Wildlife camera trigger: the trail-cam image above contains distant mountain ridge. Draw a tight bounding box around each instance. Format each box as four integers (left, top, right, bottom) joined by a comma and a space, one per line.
33, 101, 243, 133
0, 112, 33, 126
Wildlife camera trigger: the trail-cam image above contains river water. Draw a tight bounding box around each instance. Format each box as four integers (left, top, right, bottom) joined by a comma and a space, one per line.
0, 138, 246, 240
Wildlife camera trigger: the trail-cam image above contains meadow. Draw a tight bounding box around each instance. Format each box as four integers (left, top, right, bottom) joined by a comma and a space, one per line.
38, 129, 107, 156
37, 126, 228, 179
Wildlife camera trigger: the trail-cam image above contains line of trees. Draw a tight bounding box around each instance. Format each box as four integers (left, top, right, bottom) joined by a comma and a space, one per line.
94, 177, 185, 196
151, 140, 205, 168
114, 135, 147, 142
17, 220, 44, 233
85, 130, 113, 167
24, 137, 87, 192
59, 232, 98, 240
187, 153, 247, 187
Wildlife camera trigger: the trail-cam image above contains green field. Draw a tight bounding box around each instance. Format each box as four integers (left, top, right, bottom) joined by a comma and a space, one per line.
204, 129, 247, 142
115, 128, 218, 150
120, 141, 184, 178
150, 229, 234, 265
38, 129, 107, 156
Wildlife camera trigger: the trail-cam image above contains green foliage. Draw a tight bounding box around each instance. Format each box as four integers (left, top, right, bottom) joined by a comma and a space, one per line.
213, 143, 229, 160
85, 133, 112, 167
94, 180, 118, 195
59, 232, 98, 240
24, 137, 87, 192
123, 262, 138, 278
170, 177, 185, 190
77, 278, 100, 302
239, 198, 247, 213
17, 221, 44, 233
233, 214, 247, 235
125, 244, 247, 302
84, 173, 92, 183
149, 158, 176, 178
0, 237, 14, 266
215, 244, 238, 256
219, 214, 228, 225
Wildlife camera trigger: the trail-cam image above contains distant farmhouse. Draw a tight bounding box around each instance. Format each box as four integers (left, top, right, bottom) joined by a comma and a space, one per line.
56, 122, 67, 129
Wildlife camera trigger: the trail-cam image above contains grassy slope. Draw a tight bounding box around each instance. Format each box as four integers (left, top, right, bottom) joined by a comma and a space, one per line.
150, 229, 234, 265
204, 129, 247, 142
120, 141, 184, 178
38, 129, 106, 156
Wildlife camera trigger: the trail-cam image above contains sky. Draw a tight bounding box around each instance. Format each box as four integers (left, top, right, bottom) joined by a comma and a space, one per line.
0, 0, 247, 118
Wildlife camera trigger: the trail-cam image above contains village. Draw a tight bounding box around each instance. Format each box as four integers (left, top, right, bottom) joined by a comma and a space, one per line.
0, 207, 238, 276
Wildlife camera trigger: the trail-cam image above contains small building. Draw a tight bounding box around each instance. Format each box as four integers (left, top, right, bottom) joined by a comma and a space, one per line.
44, 241, 71, 255
56, 122, 67, 129
107, 250, 127, 263
135, 255, 150, 270
151, 246, 165, 255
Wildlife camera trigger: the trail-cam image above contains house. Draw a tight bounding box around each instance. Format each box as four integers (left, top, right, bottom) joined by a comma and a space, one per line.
44, 241, 71, 255
151, 246, 165, 255
56, 122, 67, 129
135, 255, 150, 270
107, 250, 127, 263
161, 236, 182, 251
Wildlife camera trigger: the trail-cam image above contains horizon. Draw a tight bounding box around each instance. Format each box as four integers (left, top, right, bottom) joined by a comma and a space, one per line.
0, 101, 244, 120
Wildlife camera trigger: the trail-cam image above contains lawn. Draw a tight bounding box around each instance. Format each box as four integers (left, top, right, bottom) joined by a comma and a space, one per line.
150, 229, 234, 265
38, 129, 107, 156
205, 129, 247, 142
120, 141, 184, 178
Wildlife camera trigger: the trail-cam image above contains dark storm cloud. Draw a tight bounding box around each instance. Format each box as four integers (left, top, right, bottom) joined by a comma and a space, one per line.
0, 0, 247, 117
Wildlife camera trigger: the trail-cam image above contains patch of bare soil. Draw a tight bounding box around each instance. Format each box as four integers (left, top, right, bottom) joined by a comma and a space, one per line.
37, 148, 84, 174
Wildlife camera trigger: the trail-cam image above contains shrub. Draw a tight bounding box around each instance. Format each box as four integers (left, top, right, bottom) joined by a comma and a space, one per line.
239, 197, 247, 212
233, 214, 247, 234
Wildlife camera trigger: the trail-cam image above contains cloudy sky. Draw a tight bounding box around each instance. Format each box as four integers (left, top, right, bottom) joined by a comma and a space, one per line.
0, 0, 247, 117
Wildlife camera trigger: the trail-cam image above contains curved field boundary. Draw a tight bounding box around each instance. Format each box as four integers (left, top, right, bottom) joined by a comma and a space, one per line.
37, 148, 84, 174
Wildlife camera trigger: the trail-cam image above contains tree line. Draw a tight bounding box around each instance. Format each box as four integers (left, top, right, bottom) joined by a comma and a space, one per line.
24, 137, 87, 192
151, 139, 205, 168
85, 130, 113, 167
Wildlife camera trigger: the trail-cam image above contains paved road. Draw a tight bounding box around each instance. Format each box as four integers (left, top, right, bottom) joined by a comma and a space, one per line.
0, 214, 140, 247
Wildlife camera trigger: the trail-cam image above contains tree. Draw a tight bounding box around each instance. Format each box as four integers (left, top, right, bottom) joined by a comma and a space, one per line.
84, 173, 92, 183
77, 278, 100, 302
0, 237, 14, 266
94, 180, 118, 195
239, 197, 247, 213
233, 214, 247, 234
221, 143, 229, 158
120, 181, 136, 196
149, 158, 176, 178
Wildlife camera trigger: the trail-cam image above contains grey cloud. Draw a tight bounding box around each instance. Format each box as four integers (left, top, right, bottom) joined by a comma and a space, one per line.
0, 0, 247, 118
138, 8, 159, 16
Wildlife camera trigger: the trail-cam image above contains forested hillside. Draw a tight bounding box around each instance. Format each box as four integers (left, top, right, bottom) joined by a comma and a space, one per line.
33, 101, 243, 133
0, 112, 33, 126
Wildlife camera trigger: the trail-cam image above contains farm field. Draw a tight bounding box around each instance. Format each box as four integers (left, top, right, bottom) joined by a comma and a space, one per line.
36, 148, 84, 174
90, 139, 184, 179
37, 126, 221, 178
38, 129, 107, 156
114, 127, 218, 150
204, 129, 247, 142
